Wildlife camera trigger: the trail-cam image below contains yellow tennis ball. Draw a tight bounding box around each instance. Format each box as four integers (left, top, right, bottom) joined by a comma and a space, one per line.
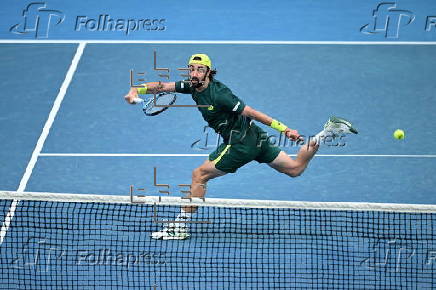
393, 129, 405, 140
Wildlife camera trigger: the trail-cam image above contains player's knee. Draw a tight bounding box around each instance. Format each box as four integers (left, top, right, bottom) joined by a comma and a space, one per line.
285, 166, 305, 178
287, 169, 302, 178
192, 167, 208, 183
192, 167, 201, 182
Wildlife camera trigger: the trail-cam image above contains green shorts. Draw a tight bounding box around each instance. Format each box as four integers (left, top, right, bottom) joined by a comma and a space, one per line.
209, 125, 281, 173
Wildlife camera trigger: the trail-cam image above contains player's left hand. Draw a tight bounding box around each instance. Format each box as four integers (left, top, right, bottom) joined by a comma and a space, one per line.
284, 128, 303, 142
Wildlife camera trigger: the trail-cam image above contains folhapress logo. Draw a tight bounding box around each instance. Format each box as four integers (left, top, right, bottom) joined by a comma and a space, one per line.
74, 15, 166, 35
360, 2, 415, 38
10, 2, 65, 38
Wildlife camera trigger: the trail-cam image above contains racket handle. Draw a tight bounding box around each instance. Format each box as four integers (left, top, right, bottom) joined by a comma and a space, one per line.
133, 98, 144, 104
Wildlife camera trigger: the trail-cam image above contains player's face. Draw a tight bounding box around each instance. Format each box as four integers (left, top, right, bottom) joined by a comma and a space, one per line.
189, 64, 209, 88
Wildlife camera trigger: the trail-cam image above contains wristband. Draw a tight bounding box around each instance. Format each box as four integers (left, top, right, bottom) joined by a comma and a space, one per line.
270, 119, 288, 132
137, 84, 147, 95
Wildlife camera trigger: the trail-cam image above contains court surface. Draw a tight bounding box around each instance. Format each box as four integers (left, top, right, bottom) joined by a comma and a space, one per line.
1, 42, 435, 203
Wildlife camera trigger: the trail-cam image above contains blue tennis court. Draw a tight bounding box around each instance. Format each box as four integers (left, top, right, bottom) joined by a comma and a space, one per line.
1, 43, 435, 202
1, 41, 435, 290
1, 0, 436, 288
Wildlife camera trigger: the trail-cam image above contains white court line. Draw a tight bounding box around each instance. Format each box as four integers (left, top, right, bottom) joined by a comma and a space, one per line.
38, 153, 436, 158
0, 40, 436, 45
0, 43, 86, 245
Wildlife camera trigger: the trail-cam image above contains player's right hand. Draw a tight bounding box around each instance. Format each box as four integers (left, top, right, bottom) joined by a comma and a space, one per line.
124, 88, 138, 104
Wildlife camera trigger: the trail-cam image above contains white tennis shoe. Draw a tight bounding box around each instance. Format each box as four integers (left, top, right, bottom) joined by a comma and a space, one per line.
151, 222, 190, 240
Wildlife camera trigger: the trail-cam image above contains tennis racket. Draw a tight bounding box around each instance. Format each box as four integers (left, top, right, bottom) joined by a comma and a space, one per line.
135, 93, 177, 116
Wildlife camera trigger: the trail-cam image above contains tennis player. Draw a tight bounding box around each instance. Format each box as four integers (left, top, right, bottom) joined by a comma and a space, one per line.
125, 54, 357, 240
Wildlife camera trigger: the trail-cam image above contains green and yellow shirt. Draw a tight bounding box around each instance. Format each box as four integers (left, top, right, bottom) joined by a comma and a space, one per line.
175, 80, 252, 144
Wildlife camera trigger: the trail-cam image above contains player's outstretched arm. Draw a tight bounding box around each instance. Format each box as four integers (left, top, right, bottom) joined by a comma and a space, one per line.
241, 105, 301, 141
124, 82, 176, 104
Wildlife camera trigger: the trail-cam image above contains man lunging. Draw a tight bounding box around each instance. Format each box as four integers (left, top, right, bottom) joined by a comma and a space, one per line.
124, 54, 357, 240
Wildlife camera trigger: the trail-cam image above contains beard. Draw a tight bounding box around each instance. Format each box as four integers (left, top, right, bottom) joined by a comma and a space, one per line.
190, 76, 207, 88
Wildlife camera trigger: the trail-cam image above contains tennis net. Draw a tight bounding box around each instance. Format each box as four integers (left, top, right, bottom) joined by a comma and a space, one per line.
1, 191, 435, 289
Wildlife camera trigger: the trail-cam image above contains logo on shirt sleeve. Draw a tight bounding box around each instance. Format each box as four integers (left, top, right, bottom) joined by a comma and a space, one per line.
232, 102, 240, 112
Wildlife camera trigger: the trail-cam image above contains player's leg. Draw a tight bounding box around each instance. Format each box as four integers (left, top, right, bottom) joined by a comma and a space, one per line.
151, 143, 238, 240
253, 124, 319, 178
268, 141, 319, 178
183, 159, 227, 212
169, 160, 225, 238
178, 138, 258, 225
268, 116, 358, 177
151, 160, 225, 240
